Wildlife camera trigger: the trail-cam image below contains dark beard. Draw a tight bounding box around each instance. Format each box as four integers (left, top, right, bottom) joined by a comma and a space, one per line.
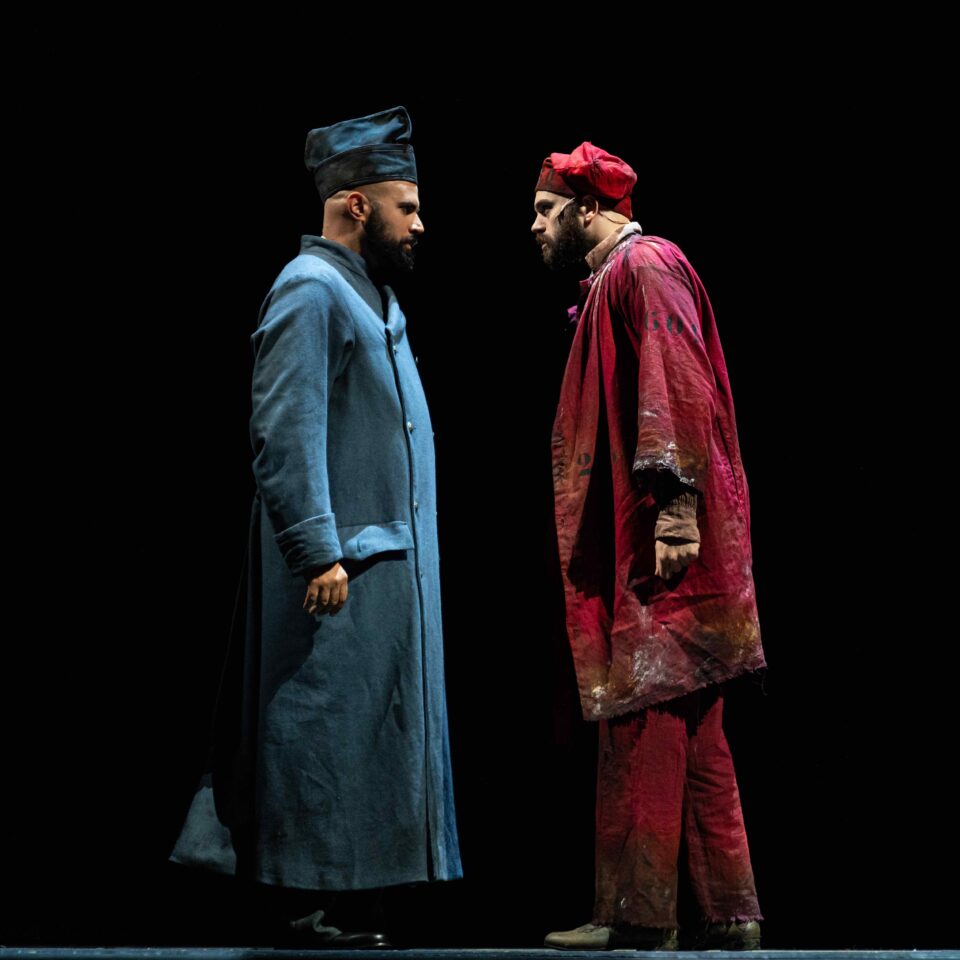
543, 208, 591, 275
361, 204, 416, 282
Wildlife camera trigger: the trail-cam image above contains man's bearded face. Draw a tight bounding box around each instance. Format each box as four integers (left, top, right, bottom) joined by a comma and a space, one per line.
531, 191, 591, 274
359, 181, 423, 279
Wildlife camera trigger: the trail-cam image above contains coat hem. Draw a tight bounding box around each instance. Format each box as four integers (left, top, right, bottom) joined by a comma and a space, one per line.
168, 854, 463, 891
252, 864, 464, 891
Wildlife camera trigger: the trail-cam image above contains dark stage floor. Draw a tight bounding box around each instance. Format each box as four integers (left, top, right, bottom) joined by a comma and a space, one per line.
1, 949, 957, 959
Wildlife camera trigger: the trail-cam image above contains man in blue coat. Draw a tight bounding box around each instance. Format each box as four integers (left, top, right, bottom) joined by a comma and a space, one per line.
170, 106, 462, 948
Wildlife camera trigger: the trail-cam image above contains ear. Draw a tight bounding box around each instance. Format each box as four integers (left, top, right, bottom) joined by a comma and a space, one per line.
344, 191, 370, 223
580, 195, 600, 224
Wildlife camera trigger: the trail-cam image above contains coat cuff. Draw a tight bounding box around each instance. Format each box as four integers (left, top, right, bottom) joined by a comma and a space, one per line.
274, 512, 342, 577
655, 490, 700, 543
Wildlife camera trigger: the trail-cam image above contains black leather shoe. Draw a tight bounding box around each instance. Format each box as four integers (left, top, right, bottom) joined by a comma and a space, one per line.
300, 930, 391, 949
285, 908, 392, 950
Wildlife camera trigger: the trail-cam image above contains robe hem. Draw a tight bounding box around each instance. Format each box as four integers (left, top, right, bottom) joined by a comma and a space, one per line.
578, 659, 767, 721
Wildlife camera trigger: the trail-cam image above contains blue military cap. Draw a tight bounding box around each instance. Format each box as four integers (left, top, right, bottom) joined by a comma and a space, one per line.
305, 105, 418, 201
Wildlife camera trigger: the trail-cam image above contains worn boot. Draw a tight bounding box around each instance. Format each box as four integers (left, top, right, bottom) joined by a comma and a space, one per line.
544, 922, 612, 950
687, 918, 761, 950
544, 920, 679, 950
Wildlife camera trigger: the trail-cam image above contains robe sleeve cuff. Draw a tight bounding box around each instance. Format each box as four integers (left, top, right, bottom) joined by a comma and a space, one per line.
274, 512, 342, 577
655, 491, 700, 543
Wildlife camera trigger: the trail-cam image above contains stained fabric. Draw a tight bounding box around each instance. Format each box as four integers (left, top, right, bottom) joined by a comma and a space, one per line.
552, 230, 765, 720
170, 236, 462, 890
594, 687, 762, 927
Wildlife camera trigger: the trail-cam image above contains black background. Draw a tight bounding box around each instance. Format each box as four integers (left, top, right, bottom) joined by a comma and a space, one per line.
5, 79, 954, 950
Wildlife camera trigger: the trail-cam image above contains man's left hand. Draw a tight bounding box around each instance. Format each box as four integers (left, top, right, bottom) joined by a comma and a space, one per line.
655, 539, 700, 579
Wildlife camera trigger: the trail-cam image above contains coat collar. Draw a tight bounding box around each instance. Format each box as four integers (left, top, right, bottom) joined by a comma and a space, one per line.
584, 221, 643, 273
577, 221, 643, 301
299, 235, 406, 337
300, 234, 372, 287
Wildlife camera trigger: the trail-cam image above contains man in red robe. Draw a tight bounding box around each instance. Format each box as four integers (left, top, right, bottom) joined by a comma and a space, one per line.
533, 142, 766, 951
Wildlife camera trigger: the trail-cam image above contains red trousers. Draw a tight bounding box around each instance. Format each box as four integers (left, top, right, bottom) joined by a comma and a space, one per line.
593, 686, 762, 928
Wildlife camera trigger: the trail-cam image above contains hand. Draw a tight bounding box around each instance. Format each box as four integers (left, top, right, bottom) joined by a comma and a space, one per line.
655, 539, 699, 579
303, 561, 349, 616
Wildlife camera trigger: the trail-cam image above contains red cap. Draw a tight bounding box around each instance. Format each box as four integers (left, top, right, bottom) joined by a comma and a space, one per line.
535, 141, 636, 218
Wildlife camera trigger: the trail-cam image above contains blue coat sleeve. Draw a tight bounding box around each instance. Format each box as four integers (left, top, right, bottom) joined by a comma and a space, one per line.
250, 273, 355, 578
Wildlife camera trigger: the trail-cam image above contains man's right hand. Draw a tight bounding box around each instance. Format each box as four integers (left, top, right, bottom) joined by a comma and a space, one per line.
303, 561, 349, 616
655, 538, 700, 580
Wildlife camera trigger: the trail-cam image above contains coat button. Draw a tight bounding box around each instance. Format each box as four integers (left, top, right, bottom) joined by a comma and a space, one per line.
407, 420, 414, 432
414, 500, 419, 511
393, 344, 398, 354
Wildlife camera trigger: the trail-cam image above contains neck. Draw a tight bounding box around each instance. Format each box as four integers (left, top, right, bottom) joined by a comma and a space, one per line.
320, 223, 364, 256
585, 211, 629, 247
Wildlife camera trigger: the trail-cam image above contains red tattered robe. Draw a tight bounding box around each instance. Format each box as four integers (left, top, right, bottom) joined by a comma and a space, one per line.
552, 228, 765, 721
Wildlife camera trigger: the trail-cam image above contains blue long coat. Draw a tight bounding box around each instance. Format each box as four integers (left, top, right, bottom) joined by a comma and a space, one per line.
170, 236, 462, 890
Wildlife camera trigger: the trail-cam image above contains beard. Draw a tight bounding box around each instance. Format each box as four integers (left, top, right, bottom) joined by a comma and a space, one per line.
361, 204, 417, 281
541, 208, 592, 275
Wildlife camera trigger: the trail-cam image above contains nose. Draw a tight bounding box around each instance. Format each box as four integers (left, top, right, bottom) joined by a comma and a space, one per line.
531, 215, 544, 234
412, 215, 424, 235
